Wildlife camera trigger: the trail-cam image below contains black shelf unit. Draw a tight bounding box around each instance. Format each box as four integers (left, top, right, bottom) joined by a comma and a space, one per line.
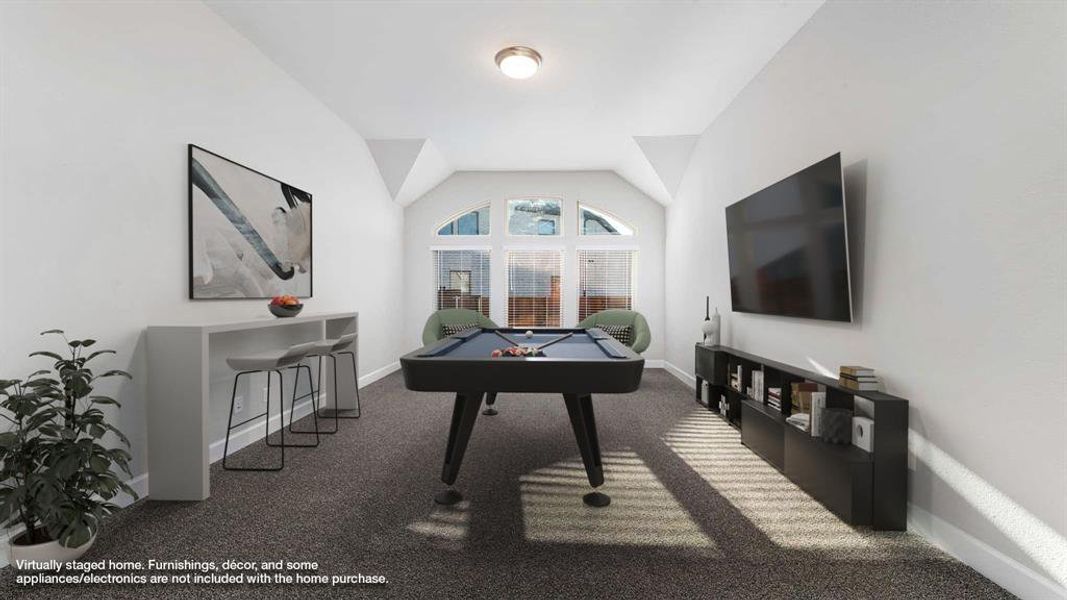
694, 343, 907, 530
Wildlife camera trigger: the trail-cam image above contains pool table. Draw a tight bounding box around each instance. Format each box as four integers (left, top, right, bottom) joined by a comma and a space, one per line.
400, 327, 644, 507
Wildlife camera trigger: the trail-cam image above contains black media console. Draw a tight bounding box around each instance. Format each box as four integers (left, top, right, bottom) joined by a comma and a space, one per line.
694, 344, 908, 531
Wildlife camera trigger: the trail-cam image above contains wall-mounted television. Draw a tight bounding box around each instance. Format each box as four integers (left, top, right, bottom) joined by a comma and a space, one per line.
725, 153, 852, 322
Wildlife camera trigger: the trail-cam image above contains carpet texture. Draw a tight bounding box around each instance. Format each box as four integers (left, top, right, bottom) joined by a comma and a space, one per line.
1, 370, 1012, 599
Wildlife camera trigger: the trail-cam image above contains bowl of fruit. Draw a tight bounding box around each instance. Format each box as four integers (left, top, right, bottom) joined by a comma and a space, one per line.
268, 295, 303, 318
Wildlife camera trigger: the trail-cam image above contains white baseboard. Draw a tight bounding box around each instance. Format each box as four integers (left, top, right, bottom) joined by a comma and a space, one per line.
908, 504, 1065, 600
360, 360, 399, 387
663, 360, 696, 388
643, 359, 664, 369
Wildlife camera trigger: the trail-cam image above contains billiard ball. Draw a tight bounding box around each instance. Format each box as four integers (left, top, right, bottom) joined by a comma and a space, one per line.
491, 349, 502, 357
525, 330, 533, 338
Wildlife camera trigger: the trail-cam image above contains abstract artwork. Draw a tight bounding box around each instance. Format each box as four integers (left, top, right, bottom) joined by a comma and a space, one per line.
188, 145, 312, 299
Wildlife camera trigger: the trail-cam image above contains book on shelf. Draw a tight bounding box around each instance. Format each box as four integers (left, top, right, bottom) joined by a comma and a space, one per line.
751, 370, 764, 402
839, 377, 880, 391
840, 365, 875, 377
790, 381, 824, 418
809, 392, 826, 437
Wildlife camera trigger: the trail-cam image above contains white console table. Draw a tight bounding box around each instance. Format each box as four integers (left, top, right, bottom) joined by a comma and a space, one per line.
146, 312, 358, 500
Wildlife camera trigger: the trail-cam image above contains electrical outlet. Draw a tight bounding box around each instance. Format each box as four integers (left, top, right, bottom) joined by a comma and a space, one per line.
234, 395, 244, 413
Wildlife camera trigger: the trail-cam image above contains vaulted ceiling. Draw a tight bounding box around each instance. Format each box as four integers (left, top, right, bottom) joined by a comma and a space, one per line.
206, 1, 822, 205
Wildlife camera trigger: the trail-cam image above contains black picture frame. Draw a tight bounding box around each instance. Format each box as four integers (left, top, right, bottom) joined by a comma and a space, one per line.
188, 144, 313, 300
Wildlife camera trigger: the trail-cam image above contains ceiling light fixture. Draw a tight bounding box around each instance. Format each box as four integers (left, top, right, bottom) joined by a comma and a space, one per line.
495, 46, 542, 80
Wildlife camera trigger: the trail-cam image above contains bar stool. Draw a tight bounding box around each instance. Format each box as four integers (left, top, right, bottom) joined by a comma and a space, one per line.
294, 333, 360, 435
223, 341, 318, 471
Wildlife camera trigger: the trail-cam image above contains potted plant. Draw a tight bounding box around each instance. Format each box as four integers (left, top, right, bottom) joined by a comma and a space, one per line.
0, 376, 64, 561
0, 330, 136, 564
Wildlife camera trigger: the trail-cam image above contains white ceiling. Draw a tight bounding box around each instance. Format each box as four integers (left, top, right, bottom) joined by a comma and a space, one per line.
206, 0, 822, 204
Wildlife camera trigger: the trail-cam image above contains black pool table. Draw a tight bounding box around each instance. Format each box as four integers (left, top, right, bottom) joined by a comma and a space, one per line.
400, 327, 644, 507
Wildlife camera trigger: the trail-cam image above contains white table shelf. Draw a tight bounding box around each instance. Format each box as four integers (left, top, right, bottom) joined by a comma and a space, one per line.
147, 311, 357, 500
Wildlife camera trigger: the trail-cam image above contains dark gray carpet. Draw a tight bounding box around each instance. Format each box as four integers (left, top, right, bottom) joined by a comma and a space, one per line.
2, 370, 1012, 599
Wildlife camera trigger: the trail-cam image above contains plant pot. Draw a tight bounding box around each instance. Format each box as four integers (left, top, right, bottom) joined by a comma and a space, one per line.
8, 530, 95, 567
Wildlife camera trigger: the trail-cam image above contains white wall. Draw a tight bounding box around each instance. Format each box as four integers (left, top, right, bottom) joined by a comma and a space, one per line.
0, 1, 403, 483
403, 171, 665, 360
664, 1, 1066, 596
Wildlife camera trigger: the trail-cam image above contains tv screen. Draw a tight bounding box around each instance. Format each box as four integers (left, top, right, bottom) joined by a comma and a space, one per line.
725, 153, 852, 322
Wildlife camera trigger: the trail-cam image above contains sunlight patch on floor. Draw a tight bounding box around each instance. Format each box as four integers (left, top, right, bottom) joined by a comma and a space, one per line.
520, 449, 718, 553
663, 410, 875, 551
406, 500, 470, 544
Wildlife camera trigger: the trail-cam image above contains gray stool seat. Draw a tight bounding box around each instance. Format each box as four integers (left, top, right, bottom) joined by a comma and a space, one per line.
226, 342, 316, 371
304, 333, 358, 357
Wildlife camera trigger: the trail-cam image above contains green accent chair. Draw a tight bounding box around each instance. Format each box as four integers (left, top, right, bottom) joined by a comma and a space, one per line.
422, 308, 499, 345
422, 308, 501, 416
577, 309, 651, 354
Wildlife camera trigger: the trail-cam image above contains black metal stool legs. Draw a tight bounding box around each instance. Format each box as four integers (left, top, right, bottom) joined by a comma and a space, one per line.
314, 352, 361, 426
269, 364, 320, 448
223, 370, 284, 471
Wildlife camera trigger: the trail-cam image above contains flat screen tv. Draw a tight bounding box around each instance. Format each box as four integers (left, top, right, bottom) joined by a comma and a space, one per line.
725, 153, 852, 322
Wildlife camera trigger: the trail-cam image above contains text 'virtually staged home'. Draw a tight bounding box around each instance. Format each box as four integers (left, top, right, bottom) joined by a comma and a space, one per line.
0, 1, 1064, 598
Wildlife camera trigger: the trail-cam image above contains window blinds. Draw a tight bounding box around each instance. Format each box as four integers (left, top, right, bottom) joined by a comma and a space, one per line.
507, 250, 562, 327
433, 249, 491, 317
578, 249, 635, 321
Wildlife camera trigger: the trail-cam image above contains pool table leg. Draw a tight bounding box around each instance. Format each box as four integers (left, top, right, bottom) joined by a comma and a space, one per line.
482, 392, 498, 416
435, 391, 484, 505
562, 394, 610, 508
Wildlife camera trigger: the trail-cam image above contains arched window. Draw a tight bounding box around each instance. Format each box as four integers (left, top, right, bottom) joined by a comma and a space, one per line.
578, 204, 634, 236
436, 204, 490, 236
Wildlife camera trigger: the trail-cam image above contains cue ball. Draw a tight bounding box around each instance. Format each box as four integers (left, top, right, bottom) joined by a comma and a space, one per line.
525, 330, 534, 338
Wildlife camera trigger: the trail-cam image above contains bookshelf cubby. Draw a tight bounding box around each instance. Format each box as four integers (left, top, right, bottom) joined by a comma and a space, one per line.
694, 343, 908, 530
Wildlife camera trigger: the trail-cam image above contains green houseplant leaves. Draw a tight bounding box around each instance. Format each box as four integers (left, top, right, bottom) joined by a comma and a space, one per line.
0, 330, 137, 548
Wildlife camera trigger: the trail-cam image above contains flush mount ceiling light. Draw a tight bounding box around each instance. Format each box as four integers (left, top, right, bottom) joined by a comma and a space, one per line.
495, 46, 542, 80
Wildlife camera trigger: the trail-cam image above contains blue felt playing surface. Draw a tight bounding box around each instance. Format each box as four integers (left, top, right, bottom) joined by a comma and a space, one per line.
424, 329, 622, 359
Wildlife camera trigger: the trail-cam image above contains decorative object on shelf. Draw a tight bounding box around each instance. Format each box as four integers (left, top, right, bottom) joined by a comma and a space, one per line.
852, 416, 875, 451
268, 295, 303, 317
821, 408, 853, 444
189, 144, 312, 299
701, 297, 721, 345
786, 412, 809, 431
1, 330, 136, 564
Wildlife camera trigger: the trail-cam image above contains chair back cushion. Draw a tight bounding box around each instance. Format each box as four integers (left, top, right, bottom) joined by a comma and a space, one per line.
423, 308, 500, 345
442, 323, 479, 337
599, 324, 633, 346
